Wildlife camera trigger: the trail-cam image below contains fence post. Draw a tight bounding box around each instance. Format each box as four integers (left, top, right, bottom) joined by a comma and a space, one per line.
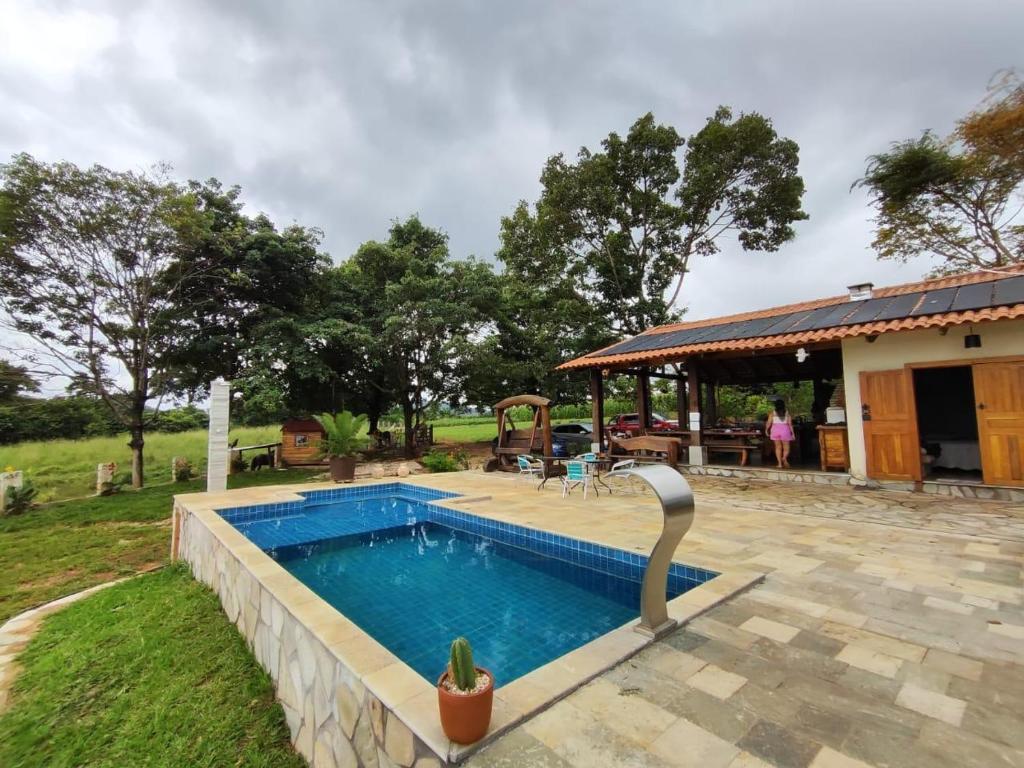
0, 470, 23, 510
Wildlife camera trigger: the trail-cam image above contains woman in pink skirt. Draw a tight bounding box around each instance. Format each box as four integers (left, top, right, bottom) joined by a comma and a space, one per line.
765, 398, 794, 468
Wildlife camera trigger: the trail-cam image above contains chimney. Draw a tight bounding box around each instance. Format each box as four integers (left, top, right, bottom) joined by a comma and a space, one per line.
847, 282, 874, 301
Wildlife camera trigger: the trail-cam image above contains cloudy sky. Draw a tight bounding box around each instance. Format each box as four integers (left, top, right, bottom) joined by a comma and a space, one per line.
2, 0, 1020, 322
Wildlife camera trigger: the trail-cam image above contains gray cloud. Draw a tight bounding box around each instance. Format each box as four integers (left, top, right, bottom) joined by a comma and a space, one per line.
2, 0, 1020, 324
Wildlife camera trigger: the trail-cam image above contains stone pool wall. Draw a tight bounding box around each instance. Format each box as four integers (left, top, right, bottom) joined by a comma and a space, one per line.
175, 501, 443, 768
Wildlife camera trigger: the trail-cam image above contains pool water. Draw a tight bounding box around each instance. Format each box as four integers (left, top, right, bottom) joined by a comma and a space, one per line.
223, 486, 713, 686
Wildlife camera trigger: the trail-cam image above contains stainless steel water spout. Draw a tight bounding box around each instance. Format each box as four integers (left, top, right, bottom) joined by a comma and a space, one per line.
605, 464, 695, 639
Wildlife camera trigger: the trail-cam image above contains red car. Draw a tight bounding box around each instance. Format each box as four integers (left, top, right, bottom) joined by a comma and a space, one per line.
606, 412, 678, 436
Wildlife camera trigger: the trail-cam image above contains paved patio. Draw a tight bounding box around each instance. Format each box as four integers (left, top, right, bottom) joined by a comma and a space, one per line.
404, 471, 1024, 768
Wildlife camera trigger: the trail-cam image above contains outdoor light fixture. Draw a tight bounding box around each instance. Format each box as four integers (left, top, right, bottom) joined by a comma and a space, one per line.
964, 331, 982, 349
795, 347, 810, 363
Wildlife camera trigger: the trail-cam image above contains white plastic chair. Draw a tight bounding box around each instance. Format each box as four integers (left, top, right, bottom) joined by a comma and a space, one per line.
517, 454, 544, 482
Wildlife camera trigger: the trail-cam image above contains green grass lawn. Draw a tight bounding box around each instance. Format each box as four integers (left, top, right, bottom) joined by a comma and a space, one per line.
0, 468, 320, 623
0, 565, 306, 768
0, 425, 282, 502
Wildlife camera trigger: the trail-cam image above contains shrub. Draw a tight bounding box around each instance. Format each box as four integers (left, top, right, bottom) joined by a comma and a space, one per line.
172, 457, 195, 482
3, 480, 38, 515
421, 450, 468, 473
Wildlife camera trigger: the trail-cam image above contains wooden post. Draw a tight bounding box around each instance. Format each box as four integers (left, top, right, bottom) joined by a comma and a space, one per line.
706, 380, 718, 427
637, 370, 652, 432
675, 375, 686, 428
590, 368, 606, 451
686, 359, 702, 446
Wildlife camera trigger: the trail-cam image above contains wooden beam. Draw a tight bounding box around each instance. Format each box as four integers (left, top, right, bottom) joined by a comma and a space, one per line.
589, 368, 605, 450
676, 375, 686, 429
636, 371, 652, 431
618, 368, 686, 381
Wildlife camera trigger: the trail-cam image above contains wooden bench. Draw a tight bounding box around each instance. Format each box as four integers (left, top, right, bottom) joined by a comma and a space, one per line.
704, 442, 752, 466
608, 435, 682, 469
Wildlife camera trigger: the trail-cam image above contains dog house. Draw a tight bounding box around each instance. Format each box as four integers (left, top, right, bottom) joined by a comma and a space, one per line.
279, 419, 326, 466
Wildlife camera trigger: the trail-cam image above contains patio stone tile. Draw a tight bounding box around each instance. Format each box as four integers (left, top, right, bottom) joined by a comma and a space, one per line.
687, 664, 748, 700
841, 723, 934, 768
664, 631, 709, 654
894, 683, 966, 726
737, 719, 821, 768
569, 679, 677, 747
921, 648, 983, 681
961, 594, 1000, 610
922, 596, 974, 616
988, 622, 1024, 640
788, 631, 846, 658
727, 752, 774, 768
808, 746, 875, 768
960, 700, 1024, 750
790, 702, 852, 750
740, 617, 801, 643
650, 718, 740, 768
915, 721, 1024, 768
822, 608, 868, 629
642, 644, 708, 682
895, 662, 951, 694
835, 645, 902, 679
464, 727, 573, 768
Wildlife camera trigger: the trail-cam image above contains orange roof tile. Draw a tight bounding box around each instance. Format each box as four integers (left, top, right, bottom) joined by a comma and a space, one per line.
559, 265, 1024, 370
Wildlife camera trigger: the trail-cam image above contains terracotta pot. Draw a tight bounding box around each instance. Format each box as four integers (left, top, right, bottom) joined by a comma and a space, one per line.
437, 667, 494, 744
329, 456, 356, 483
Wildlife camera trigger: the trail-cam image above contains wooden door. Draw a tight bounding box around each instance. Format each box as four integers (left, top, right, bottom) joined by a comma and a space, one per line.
973, 361, 1024, 487
860, 369, 922, 481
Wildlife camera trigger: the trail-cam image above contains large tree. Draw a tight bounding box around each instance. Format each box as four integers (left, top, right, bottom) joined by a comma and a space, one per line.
342, 217, 497, 455
857, 78, 1024, 275
160, 179, 330, 402
500, 110, 807, 338
0, 358, 40, 403
0, 154, 208, 486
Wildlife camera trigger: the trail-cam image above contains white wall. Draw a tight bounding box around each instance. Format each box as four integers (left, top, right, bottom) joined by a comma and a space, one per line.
841, 319, 1024, 479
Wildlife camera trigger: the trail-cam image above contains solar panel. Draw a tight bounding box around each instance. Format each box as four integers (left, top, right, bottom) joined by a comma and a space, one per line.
994, 275, 1024, 306
911, 287, 957, 316
584, 275, 1022, 361
755, 310, 813, 337
785, 304, 848, 332
950, 281, 995, 311
843, 296, 897, 325
802, 302, 860, 330
872, 292, 922, 321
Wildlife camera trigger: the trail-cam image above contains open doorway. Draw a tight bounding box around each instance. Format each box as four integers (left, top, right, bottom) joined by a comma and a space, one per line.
913, 366, 983, 483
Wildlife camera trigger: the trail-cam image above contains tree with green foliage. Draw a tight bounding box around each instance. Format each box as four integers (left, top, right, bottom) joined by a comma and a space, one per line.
160, 179, 330, 404
857, 78, 1024, 275
0, 359, 39, 402
341, 217, 498, 455
0, 154, 209, 487
500, 110, 807, 338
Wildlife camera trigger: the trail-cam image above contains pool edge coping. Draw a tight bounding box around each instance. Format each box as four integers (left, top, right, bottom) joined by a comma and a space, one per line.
172, 477, 765, 765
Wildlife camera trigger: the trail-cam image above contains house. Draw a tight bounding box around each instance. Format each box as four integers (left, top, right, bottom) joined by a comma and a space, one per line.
279, 418, 327, 466
559, 265, 1024, 498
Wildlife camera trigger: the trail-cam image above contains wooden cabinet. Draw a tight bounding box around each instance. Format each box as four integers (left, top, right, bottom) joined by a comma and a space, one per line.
817, 426, 850, 472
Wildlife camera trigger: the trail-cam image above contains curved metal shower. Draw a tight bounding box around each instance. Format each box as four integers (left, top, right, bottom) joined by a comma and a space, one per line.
605, 464, 696, 639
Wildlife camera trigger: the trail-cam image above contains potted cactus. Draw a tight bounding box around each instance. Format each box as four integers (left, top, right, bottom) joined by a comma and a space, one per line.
437, 637, 493, 744
314, 411, 368, 483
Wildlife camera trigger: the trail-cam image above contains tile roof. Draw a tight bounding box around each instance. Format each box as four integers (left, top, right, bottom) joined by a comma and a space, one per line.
558, 265, 1024, 370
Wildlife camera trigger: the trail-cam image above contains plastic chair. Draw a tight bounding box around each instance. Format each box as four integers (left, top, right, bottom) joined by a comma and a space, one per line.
561, 460, 594, 499
517, 454, 544, 481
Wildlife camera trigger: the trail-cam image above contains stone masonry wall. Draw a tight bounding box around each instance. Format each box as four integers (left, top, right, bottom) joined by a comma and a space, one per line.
176, 504, 443, 768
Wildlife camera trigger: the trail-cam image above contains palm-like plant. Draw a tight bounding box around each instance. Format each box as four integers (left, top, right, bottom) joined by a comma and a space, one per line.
314, 411, 368, 458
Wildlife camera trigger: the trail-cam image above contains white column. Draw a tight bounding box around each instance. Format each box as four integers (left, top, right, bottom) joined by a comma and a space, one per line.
0, 470, 22, 510
207, 378, 230, 492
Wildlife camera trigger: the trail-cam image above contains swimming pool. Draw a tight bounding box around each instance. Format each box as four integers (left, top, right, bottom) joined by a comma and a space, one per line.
221, 483, 717, 686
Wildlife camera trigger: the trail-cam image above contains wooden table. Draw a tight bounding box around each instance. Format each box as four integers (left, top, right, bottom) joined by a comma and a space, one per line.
702, 430, 762, 467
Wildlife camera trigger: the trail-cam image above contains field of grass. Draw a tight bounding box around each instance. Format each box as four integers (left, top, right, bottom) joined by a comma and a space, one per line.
0, 468, 319, 623
0, 565, 305, 768
0, 426, 281, 502
0, 415, 584, 502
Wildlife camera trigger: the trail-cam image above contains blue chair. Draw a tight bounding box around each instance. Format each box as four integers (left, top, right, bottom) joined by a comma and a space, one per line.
561, 460, 594, 499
